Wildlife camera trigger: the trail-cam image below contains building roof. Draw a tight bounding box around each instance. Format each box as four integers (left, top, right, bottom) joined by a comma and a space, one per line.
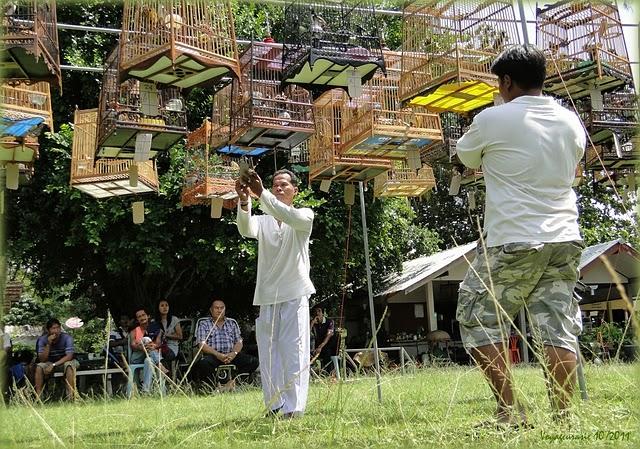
376, 241, 476, 298
579, 239, 624, 271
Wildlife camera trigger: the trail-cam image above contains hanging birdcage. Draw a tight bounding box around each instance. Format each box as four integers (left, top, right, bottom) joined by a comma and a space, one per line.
181, 119, 239, 208
373, 161, 436, 197
230, 41, 314, 150
289, 141, 309, 163
281, 0, 385, 98
0, 0, 61, 88
536, 1, 632, 99
309, 89, 392, 182
460, 166, 484, 187
574, 89, 639, 148
0, 80, 52, 165
585, 136, 638, 171
422, 112, 474, 165
340, 50, 443, 159
399, 0, 519, 113
118, 0, 240, 89
70, 109, 159, 198
96, 46, 187, 160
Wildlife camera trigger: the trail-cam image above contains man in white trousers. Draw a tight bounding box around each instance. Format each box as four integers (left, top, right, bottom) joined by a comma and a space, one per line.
236, 169, 315, 418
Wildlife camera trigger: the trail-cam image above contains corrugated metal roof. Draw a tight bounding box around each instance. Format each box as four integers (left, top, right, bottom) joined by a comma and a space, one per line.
376, 241, 477, 298
578, 239, 623, 271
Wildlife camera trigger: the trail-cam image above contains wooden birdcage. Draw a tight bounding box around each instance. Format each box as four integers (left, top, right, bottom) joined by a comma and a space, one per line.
422, 112, 473, 165
0, 81, 53, 130
118, 0, 240, 89
460, 166, 484, 186
0, 81, 52, 165
230, 41, 314, 150
0, 0, 61, 88
71, 109, 159, 198
289, 141, 309, 163
399, 0, 519, 113
96, 47, 187, 159
574, 89, 639, 147
281, 0, 385, 98
536, 1, 633, 99
585, 136, 638, 171
340, 50, 443, 159
309, 89, 392, 182
181, 119, 239, 208
373, 161, 436, 197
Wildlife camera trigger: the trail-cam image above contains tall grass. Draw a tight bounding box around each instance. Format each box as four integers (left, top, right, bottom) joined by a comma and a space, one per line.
0, 363, 638, 448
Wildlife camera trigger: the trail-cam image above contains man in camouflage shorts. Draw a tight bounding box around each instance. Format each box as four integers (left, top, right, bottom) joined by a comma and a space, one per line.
454, 45, 586, 426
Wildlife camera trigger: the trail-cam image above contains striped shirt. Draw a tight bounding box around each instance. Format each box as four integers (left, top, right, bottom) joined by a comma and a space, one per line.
36, 333, 74, 362
196, 317, 242, 354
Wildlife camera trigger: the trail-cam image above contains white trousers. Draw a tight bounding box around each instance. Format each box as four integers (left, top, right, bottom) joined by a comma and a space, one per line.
256, 296, 310, 415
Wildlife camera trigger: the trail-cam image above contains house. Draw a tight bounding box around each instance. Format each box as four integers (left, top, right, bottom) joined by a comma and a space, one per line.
375, 239, 638, 360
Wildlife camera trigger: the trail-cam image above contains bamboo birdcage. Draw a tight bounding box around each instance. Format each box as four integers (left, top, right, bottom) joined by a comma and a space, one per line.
96, 47, 187, 159
575, 89, 639, 147
181, 119, 239, 208
309, 89, 392, 182
422, 112, 474, 165
373, 161, 436, 197
0, 80, 52, 164
0, 81, 53, 130
230, 41, 314, 150
536, 1, 633, 100
70, 109, 159, 199
460, 166, 484, 187
118, 0, 241, 89
399, 0, 519, 113
0, 0, 61, 88
585, 136, 638, 171
340, 50, 443, 159
281, 0, 385, 98
289, 141, 309, 163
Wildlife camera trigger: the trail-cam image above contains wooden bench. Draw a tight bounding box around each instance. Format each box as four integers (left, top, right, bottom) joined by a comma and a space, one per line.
53, 367, 124, 395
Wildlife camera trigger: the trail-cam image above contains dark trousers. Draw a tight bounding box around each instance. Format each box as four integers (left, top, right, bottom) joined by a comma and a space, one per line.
193, 353, 258, 385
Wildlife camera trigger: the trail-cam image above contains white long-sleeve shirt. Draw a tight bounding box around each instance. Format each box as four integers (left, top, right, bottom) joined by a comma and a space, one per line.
456, 95, 586, 247
236, 189, 316, 306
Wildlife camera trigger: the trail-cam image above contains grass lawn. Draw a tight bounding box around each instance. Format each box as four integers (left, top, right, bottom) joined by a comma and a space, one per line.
1, 363, 638, 448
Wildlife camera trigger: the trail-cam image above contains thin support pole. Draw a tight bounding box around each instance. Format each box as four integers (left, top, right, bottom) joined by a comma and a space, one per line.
358, 181, 382, 403
517, 0, 530, 45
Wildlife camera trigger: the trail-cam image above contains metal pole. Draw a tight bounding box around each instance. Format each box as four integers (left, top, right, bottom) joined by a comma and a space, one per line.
516, 0, 530, 45
358, 181, 382, 403
518, 310, 529, 363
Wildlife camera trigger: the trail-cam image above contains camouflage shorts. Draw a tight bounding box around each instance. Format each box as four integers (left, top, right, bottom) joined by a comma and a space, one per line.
456, 240, 584, 353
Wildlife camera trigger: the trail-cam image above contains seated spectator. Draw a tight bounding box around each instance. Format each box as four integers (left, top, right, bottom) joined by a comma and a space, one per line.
150, 299, 182, 370
193, 299, 258, 387
34, 318, 79, 400
106, 314, 132, 366
311, 306, 338, 372
130, 307, 165, 393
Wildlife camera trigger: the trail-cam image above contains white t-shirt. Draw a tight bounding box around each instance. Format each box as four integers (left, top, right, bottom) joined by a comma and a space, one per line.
237, 189, 316, 306
456, 95, 586, 247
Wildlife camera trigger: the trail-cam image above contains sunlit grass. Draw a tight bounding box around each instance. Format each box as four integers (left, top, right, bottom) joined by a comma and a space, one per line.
1, 363, 638, 448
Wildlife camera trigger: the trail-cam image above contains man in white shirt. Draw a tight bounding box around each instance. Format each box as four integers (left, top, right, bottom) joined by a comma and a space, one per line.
236, 169, 315, 418
455, 44, 586, 426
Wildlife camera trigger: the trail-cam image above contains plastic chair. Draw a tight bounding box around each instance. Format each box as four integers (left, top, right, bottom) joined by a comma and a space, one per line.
508, 335, 521, 364
125, 335, 164, 398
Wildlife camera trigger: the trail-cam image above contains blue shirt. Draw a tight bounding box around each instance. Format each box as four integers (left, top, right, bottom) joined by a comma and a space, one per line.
36, 333, 75, 362
196, 317, 242, 354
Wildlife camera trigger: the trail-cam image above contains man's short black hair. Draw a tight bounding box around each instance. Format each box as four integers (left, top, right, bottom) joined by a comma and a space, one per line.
45, 318, 61, 330
490, 44, 547, 90
273, 169, 299, 187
